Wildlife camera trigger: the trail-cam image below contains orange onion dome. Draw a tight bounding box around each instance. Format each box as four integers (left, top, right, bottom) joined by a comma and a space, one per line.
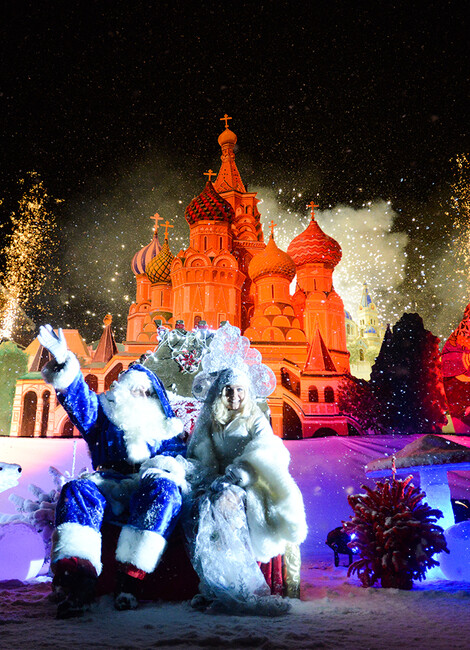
287, 216, 342, 268
248, 235, 296, 282
146, 238, 174, 284
218, 127, 237, 147
131, 232, 161, 276
185, 181, 235, 225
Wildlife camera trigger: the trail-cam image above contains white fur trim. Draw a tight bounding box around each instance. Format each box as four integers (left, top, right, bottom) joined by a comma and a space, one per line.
51, 522, 102, 576
140, 455, 187, 489
99, 392, 184, 464
163, 416, 184, 437
115, 525, 167, 574
41, 352, 81, 392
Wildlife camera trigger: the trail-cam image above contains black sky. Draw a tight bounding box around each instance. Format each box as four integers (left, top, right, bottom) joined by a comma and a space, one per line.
1, 0, 469, 341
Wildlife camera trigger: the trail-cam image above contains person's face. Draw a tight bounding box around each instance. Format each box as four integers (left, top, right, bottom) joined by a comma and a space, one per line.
112, 371, 153, 398
222, 384, 245, 411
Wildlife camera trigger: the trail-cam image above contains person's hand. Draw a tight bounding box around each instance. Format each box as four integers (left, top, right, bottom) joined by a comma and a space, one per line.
209, 476, 231, 493
38, 325, 68, 364
225, 464, 251, 487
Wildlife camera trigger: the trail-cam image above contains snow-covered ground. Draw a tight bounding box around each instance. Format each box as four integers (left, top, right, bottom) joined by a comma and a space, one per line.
1, 435, 470, 649
1, 560, 470, 649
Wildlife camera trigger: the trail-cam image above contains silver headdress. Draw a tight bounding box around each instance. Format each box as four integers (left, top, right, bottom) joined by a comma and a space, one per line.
191, 323, 276, 401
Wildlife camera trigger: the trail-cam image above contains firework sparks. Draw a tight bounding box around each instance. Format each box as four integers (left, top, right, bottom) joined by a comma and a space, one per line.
450, 154, 470, 296
0, 172, 59, 340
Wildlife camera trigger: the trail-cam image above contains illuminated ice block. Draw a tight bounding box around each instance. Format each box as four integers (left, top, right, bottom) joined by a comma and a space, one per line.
440, 521, 470, 582
0, 522, 45, 581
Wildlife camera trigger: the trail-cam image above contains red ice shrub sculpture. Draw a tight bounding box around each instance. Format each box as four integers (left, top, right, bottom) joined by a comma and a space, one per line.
343, 476, 449, 589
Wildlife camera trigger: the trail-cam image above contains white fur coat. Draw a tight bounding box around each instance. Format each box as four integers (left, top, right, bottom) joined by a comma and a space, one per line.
187, 408, 307, 562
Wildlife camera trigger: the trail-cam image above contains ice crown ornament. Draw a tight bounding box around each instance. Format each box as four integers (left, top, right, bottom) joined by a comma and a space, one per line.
191, 322, 276, 401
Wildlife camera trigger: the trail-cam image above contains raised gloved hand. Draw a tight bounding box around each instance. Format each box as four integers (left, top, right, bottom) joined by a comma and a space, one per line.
38, 325, 68, 365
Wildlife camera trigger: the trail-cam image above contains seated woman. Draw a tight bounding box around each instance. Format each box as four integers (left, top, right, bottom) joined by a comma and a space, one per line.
183, 367, 307, 615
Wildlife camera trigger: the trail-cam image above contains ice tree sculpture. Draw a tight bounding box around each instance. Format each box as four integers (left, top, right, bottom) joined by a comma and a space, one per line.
343, 476, 449, 589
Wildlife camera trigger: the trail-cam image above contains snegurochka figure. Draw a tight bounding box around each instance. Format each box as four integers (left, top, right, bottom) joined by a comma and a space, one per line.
39, 325, 186, 618
184, 367, 307, 615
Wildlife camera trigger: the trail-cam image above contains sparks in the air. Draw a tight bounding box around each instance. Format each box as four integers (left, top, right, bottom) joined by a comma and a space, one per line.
0, 172, 59, 340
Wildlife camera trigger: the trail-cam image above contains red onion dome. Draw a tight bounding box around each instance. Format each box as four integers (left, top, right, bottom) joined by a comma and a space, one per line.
131, 232, 161, 276
287, 216, 342, 268
185, 181, 235, 225
248, 235, 296, 282
146, 238, 174, 284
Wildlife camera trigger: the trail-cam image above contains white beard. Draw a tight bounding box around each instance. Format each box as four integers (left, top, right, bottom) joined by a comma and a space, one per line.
100, 384, 170, 463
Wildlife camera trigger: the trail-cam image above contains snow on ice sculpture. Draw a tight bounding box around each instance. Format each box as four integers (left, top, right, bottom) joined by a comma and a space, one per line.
440, 521, 470, 582
144, 325, 214, 397
0, 461, 22, 493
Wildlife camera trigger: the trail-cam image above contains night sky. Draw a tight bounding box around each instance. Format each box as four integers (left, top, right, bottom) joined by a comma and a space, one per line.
1, 1, 468, 344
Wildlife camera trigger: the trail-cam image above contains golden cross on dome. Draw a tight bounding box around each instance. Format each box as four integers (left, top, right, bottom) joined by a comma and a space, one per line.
163, 220, 174, 240
308, 201, 319, 220
150, 212, 163, 234
220, 113, 232, 129
204, 169, 217, 182
269, 220, 278, 237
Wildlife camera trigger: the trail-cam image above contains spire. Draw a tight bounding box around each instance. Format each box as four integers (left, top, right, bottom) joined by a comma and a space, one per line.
304, 328, 337, 372
30, 343, 53, 372
213, 116, 246, 194
360, 282, 373, 309
93, 314, 118, 363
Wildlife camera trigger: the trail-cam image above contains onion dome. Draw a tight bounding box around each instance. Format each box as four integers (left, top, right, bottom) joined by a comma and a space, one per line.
287, 215, 342, 268
345, 310, 353, 320
185, 181, 235, 225
146, 238, 174, 284
218, 127, 237, 147
248, 234, 296, 282
131, 232, 161, 276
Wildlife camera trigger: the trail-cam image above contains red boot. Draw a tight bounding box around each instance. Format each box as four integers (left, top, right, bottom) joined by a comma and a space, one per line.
52, 557, 98, 619
114, 563, 146, 611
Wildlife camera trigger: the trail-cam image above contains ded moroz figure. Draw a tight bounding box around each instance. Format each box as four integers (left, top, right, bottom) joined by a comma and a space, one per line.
38, 325, 186, 618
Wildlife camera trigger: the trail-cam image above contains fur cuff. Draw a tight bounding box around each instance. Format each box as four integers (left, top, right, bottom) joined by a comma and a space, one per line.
41, 352, 81, 393
140, 455, 187, 489
115, 526, 167, 574
51, 522, 102, 576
